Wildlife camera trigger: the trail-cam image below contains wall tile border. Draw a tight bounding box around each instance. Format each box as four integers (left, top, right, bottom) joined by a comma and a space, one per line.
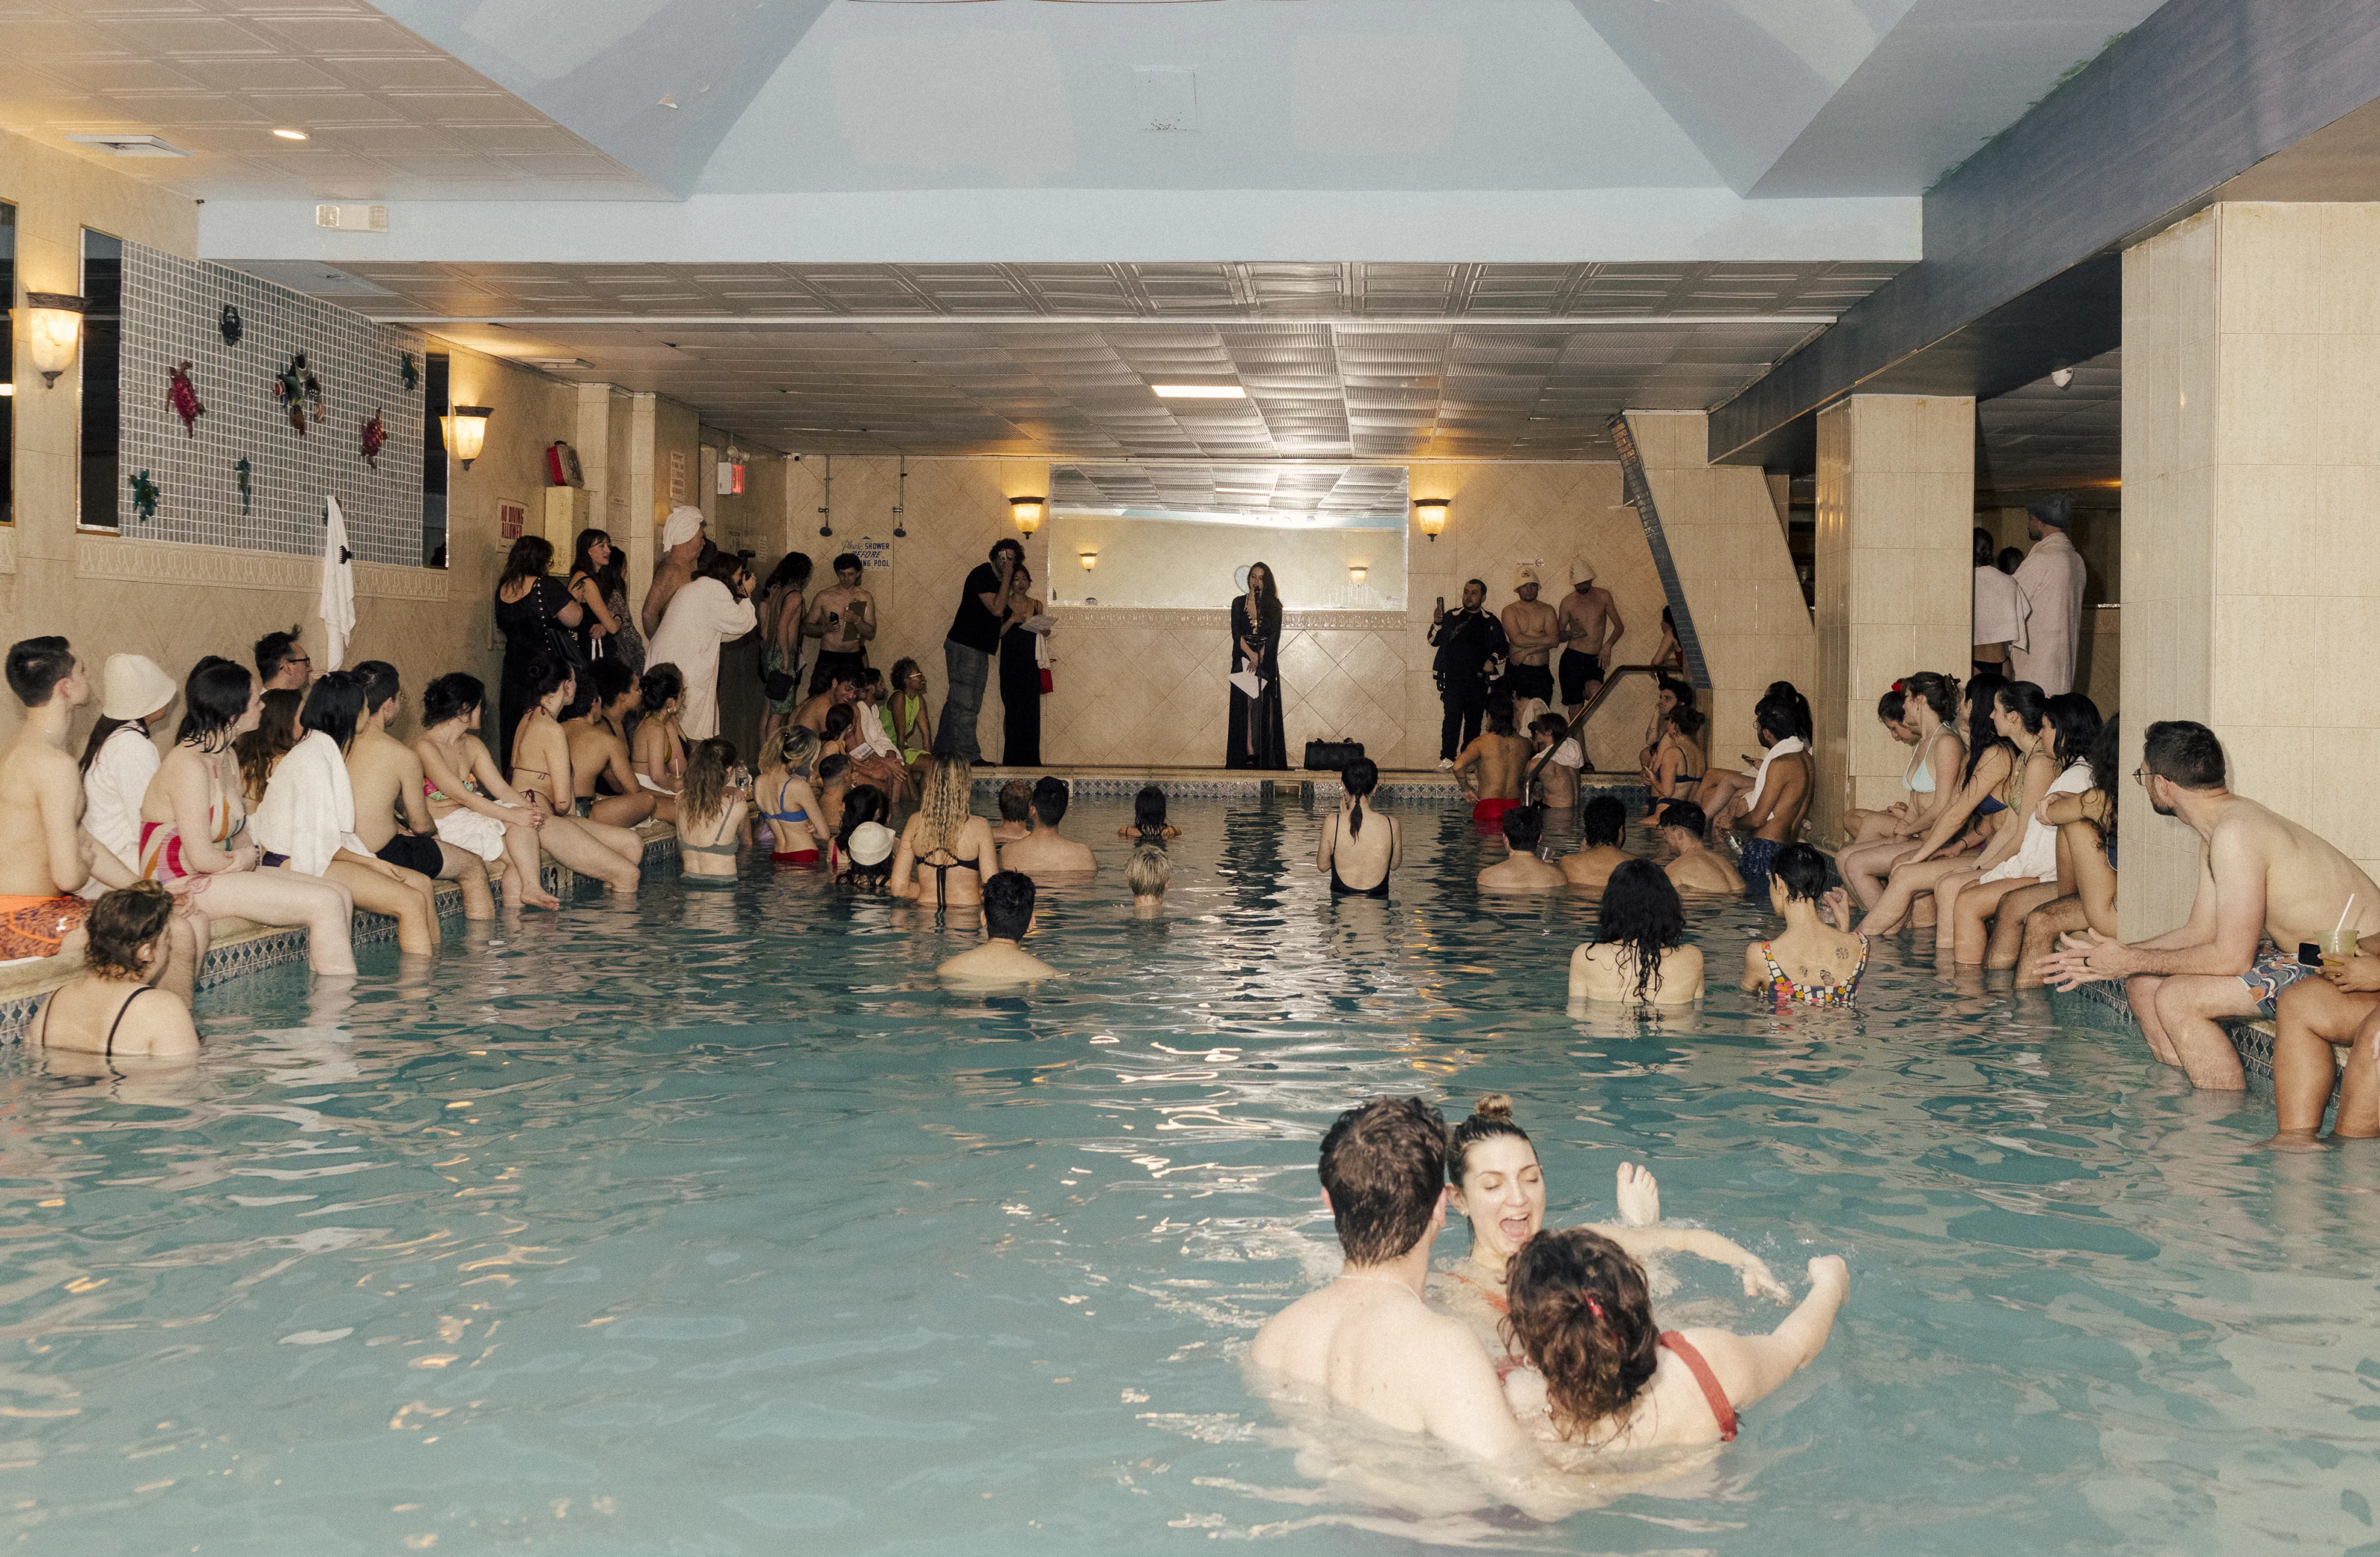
76, 534, 449, 600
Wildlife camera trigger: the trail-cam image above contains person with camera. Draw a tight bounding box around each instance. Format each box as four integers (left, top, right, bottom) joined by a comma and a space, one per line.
1427, 579, 1508, 770
646, 550, 757, 742
803, 551, 875, 696
936, 539, 1025, 764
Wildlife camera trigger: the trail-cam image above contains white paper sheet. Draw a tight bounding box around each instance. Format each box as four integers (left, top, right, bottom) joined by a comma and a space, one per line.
1229, 670, 1264, 699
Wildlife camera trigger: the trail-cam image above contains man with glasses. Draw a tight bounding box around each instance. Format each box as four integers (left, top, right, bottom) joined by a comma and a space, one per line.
254, 625, 312, 691
2042, 720, 2380, 1091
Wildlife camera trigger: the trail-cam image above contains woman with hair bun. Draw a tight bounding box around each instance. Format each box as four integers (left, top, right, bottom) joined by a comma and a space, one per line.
1314, 757, 1398, 896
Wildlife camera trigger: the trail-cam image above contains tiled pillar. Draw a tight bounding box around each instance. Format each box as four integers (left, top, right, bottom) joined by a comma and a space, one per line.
2120, 202, 2380, 937
621, 391, 657, 612
1812, 394, 1975, 847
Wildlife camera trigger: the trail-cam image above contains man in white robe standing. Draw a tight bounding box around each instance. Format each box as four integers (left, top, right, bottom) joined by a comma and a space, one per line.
2009, 492, 2088, 696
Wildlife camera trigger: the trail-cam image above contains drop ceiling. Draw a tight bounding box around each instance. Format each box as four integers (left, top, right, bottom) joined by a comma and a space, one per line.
1975, 350, 2122, 498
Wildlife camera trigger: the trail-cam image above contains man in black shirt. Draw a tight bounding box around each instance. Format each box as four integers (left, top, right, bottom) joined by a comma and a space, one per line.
1427, 578, 1507, 768
936, 537, 1024, 763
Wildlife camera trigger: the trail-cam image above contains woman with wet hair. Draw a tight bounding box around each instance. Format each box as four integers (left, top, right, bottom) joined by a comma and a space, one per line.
1569, 859, 1702, 1004
1743, 843, 1867, 1005
889, 757, 997, 911
1315, 757, 1398, 896
26, 882, 200, 1058
1128, 842, 1171, 917
676, 738, 747, 882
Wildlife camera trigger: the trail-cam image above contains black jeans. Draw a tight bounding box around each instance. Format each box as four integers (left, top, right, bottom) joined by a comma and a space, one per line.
1439, 685, 1486, 760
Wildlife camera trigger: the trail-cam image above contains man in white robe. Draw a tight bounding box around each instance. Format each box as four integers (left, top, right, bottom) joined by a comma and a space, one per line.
2010, 493, 2088, 696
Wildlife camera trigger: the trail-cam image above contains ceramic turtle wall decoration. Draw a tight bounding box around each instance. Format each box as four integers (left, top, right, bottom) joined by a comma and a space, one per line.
168, 362, 206, 436
274, 351, 321, 434
361, 409, 386, 469
236, 457, 252, 515
401, 353, 419, 392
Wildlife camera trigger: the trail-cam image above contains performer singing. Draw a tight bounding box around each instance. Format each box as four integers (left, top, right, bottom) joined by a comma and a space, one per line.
1226, 562, 1287, 769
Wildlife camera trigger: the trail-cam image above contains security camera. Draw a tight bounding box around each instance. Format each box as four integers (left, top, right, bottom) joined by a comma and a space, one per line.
2050, 367, 2074, 389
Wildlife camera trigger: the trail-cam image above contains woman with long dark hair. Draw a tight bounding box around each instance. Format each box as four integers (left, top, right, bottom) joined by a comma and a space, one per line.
998, 561, 1044, 767
494, 535, 582, 769
1907, 680, 2058, 957
1569, 858, 1702, 1004
567, 528, 640, 675
758, 550, 813, 751
2007, 713, 2120, 981
1314, 757, 1398, 896
1226, 561, 1286, 768
1853, 672, 2019, 936
1942, 690, 2102, 964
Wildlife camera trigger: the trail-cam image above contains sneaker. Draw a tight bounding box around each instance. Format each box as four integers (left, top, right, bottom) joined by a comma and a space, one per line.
1438, 758, 1455, 771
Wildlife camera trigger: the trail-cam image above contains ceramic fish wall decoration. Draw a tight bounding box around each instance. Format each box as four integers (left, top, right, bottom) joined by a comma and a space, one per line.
129, 470, 159, 522
168, 362, 206, 436
236, 456, 252, 515
219, 304, 242, 347
361, 409, 386, 469
274, 351, 321, 434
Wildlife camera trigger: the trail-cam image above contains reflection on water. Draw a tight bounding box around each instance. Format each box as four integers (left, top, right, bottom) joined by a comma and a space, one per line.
0, 797, 2374, 1555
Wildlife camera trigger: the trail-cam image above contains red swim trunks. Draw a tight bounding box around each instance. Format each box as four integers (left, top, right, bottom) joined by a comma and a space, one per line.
1472, 797, 1519, 827
771, 849, 821, 866
0, 893, 92, 961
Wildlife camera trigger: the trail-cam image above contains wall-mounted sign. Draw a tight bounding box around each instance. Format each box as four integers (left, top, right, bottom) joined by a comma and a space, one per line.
852, 535, 893, 573
668, 449, 686, 504
498, 499, 525, 540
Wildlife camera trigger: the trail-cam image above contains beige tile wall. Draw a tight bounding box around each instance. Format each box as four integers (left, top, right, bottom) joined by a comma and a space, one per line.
1041, 513, 1406, 613
2120, 202, 2380, 936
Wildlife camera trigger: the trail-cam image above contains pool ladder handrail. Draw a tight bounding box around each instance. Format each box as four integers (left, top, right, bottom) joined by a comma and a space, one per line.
1557, 663, 1673, 753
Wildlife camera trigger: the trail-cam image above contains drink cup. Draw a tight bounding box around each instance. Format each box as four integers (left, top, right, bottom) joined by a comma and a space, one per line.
2319, 928, 2359, 963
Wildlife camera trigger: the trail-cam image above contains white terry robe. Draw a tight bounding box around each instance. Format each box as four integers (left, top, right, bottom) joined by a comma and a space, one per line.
252, 729, 368, 877
2009, 532, 2088, 695
1972, 565, 2030, 654
646, 577, 758, 741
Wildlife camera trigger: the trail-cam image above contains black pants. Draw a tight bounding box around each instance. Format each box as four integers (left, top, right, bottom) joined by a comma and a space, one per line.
1440, 685, 1486, 760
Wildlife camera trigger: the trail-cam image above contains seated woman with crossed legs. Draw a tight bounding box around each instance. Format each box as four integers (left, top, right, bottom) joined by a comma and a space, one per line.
1946, 691, 2102, 966
1853, 672, 2015, 937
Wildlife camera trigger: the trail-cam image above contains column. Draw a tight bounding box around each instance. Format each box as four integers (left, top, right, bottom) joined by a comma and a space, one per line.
1812, 394, 1975, 847
620, 391, 657, 616
2120, 202, 2380, 937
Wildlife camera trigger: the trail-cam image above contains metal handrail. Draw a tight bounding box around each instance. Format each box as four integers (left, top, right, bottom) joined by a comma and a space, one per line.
1557, 664, 1675, 753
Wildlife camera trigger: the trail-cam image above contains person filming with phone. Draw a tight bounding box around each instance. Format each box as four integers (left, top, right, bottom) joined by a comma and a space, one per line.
1428, 579, 1508, 771
803, 551, 876, 696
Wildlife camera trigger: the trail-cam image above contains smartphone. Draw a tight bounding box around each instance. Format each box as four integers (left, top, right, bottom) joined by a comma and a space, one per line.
1435, 596, 1445, 612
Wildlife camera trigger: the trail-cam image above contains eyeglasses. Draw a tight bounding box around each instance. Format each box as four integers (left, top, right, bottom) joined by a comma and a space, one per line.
2132, 765, 2149, 786
288, 655, 311, 669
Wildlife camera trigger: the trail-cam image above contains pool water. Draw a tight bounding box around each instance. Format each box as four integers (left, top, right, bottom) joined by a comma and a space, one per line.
4, 796, 2377, 1556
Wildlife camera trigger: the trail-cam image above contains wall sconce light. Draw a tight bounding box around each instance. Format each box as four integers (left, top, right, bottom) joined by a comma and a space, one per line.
1413, 498, 1450, 541
441, 404, 493, 469
1348, 563, 1368, 585
1009, 495, 1046, 534
22, 293, 88, 388
1078, 549, 1098, 571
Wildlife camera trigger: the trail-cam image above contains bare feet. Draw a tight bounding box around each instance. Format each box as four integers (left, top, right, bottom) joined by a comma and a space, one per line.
1613, 1160, 1661, 1227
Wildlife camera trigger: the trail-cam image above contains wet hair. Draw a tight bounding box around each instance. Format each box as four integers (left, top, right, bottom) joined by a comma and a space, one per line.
497, 535, 554, 591
1995, 679, 2050, 739
1316, 1097, 1447, 1265
1594, 859, 1686, 1005
1772, 841, 1829, 903
982, 868, 1036, 941
763, 550, 813, 599
423, 672, 484, 728
764, 724, 819, 777
1128, 841, 1171, 899
1133, 785, 1168, 834
524, 652, 576, 704
253, 624, 306, 684
1668, 705, 1705, 739
1580, 794, 1626, 849
817, 754, 849, 784
640, 663, 684, 714
835, 784, 892, 890
1342, 758, 1379, 836
1764, 681, 1813, 742
997, 777, 1033, 823
1032, 775, 1070, 827
83, 882, 176, 980
2044, 692, 2103, 771
585, 656, 635, 708
176, 657, 254, 750
1502, 1227, 1659, 1445
300, 670, 367, 751
1660, 800, 1707, 840
1961, 671, 2010, 786
1485, 691, 1517, 737
355, 659, 400, 716
2144, 719, 2225, 790
681, 738, 737, 831
235, 687, 305, 800
831, 550, 862, 576
1876, 687, 1907, 726
1901, 671, 1960, 727
1973, 527, 1998, 568
1997, 546, 2024, 574
1500, 805, 1543, 853
5, 636, 74, 707
1445, 1093, 1531, 1187
1755, 692, 1801, 745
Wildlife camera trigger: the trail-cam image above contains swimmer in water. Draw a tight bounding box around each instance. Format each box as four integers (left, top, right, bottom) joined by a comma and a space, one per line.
936, 869, 1058, 985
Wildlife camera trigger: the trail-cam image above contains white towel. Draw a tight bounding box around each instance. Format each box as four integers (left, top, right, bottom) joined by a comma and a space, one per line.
252, 730, 367, 877
1743, 736, 1807, 812
320, 495, 356, 671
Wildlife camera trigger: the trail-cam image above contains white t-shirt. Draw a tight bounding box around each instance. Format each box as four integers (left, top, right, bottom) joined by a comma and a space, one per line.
80, 723, 160, 893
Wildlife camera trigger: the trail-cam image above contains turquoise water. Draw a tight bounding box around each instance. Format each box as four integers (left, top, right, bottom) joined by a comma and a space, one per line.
4, 796, 2378, 1555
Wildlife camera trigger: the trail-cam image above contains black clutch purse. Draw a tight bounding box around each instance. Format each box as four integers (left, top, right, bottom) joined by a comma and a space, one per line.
1303, 739, 1364, 771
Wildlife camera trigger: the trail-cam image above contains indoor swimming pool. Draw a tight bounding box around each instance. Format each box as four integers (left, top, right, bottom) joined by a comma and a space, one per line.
1, 794, 2374, 1555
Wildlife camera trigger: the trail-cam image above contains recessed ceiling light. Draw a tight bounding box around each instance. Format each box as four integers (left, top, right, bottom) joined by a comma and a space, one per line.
1152, 384, 1246, 399
272, 127, 309, 141
64, 132, 189, 158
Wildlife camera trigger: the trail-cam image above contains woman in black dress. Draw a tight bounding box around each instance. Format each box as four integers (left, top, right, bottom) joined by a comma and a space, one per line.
999, 562, 1044, 768
1226, 561, 1287, 769
492, 535, 581, 768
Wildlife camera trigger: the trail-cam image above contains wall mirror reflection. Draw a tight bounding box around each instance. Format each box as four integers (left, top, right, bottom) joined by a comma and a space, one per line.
1045, 463, 1407, 611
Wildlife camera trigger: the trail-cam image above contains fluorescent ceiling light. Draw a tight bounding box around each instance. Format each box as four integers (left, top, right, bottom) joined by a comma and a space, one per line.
272, 127, 309, 141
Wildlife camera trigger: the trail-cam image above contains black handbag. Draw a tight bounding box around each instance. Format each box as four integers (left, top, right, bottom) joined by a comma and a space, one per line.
1304, 739, 1364, 771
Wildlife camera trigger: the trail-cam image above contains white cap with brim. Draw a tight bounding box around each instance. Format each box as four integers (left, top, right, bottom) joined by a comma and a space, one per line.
102, 654, 176, 722
662, 506, 705, 549
848, 821, 897, 867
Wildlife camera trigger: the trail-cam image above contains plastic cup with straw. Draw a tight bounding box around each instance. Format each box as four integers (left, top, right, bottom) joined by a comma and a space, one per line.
2322, 895, 2359, 963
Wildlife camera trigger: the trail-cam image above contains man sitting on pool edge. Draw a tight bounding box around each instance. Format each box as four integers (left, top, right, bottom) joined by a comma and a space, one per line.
936, 869, 1058, 986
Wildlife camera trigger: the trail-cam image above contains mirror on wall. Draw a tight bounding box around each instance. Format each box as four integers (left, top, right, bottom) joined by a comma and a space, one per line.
1044, 464, 1407, 611
0, 203, 14, 527
422, 351, 449, 568
77, 229, 121, 533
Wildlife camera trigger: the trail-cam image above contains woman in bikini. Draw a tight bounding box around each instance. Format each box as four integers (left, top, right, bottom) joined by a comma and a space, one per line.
1942, 690, 2101, 966
1839, 672, 1966, 907
28, 883, 199, 1059
1116, 785, 1181, 844
504, 654, 645, 894
889, 757, 996, 912
675, 739, 747, 882
1923, 679, 2060, 960
1743, 843, 1868, 1006
1315, 757, 1398, 896
1853, 672, 2016, 937
1644, 704, 1704, 821
138, 657, 358, 976
757, 725, 826, 864
1838, 684, 1916, 843
631, 663, 687, 823
414, 672, 559, 911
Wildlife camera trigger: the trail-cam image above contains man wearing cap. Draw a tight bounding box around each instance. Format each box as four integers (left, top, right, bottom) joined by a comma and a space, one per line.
641, 506, 707, 638
1555, 557, 1624, 718
80, 655, 177, 884
2009, 494, 2088, 696
1501, 567, 1560, 710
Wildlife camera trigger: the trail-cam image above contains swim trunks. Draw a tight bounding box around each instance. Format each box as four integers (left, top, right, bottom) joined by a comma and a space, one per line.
1739, 835, 1783, 888
0, 893, 92, 962
1507, 662, 1554, 702
2240, 944, 2318, 1018
1558, 647, 1604, 706
1472, 797, 1519, 827
771, 849, 821, 866
375, 831, 444, 876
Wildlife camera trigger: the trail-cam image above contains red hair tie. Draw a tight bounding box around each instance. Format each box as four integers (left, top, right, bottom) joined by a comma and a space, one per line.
1891, 680, 1905, 693
1583, 1294, 1606, 1322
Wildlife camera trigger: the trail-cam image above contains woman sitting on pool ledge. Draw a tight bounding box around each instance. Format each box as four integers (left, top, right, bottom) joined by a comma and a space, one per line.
1569, 859, 1702, 1005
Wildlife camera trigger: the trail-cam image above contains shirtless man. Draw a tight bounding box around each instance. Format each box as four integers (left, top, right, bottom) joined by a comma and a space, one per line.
1522, 713, 1582, 811
2043, 720, 2380, 1091
1453, 693, 1531, 830
1554, 557, 1624, 717
999, 777, 1096, 879
639, 507, 706, 637
1731, 693, 1813, 890
936, 870, 1057, 985
794, 667, 861, 736
1559, 795, 1632, 891
1478, 806, 1565, 893
344, 661, 495, 921
1499, 568, 1560, 711
1659, 800, 1745, 895
1, 638, 200, 983
563, 659, 657, 829
991, 779, 1034, 843
803, 550, 877, 696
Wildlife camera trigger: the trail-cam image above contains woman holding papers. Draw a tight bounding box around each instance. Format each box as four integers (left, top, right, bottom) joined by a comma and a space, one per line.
1226, 562, 1287, 770
999, 563, 1048, 768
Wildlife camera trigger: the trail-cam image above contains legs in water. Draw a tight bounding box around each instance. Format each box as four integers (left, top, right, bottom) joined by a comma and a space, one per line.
192, 868, 359, 976
1984, 880, 2065, 970
1946, 873, 2034, 963
326, 859, 442, 956
2014, 896, 2089, 987
2124, 972, 2255, 1091
1856, 855, 1972, 937
2268, 979, 2380, 1143
501, 821, 563, 910
436, 839, 495, 921
1839, 836, 1921, 909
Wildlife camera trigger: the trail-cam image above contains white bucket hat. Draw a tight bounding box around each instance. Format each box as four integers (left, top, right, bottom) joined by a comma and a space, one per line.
847, 821, 897, 867
102, 654, 176, 722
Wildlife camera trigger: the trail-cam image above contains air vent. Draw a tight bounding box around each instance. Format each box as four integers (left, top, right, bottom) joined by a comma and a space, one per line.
65, 133, 190, 158
315, 203, 388, 233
